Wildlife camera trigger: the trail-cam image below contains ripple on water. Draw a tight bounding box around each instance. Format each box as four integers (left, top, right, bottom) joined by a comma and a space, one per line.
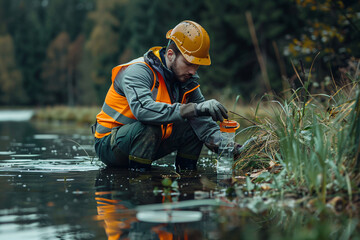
2, 159, 34, 162
56, 178, 75, 181
10, 154, 41, 158
0, 151, 16, 155
0, 158, 101, 172
33, 134, 59, 140
74, 156, 93, 160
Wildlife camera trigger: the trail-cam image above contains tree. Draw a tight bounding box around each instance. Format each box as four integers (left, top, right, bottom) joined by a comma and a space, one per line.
67, 34, 85, 106
44, 0, 94, 42
200, 0, 299, 100
85, 0, 127, 103
1, 0, 93, 106
42, 32, 70, 105
125, 0, 205, 58
6, 0, 47, 105
2, 0, 357, 106
0, 34, 27, 105
284, 0, 360, 85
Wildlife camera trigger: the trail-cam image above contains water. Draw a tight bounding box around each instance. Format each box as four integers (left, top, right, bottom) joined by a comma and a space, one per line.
0, 110, 34, 121
0, 119, 225, 239
0, 114, 359, 239
217, 156, 233, 174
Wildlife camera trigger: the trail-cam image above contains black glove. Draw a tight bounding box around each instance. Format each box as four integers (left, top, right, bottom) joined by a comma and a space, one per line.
195, 100, 228, 122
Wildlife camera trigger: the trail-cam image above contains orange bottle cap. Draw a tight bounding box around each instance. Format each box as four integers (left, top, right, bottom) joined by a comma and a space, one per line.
220, 120, 240, 133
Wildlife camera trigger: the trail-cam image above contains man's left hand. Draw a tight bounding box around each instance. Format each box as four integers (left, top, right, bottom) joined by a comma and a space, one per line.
195, 99, 228, 122
180, 99, 228, 122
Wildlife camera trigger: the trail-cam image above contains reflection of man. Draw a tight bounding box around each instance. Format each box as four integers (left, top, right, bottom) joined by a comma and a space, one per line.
94, 168, 204, 240
93, 20, 236, 171
95, 191, 136, 239
95, 168, 137, 239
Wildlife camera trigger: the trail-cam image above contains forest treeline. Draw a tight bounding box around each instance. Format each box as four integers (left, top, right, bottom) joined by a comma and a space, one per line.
0, 0, 359, 106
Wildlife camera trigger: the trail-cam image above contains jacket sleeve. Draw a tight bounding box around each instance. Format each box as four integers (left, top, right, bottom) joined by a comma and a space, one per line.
185, 87, 221, 151
115, 63, 184, 125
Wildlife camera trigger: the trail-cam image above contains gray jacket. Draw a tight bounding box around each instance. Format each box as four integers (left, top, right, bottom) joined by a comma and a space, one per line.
113, 47, 221, 150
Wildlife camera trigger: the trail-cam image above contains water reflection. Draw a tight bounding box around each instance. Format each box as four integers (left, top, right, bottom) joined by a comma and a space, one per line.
94, 168, 219, 240
0, 121, 106, 239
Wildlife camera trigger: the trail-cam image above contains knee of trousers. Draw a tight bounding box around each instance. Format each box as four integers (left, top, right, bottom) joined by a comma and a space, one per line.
113, 122, 163, 146
135, 123, 163, 142
126, 123, 163, 161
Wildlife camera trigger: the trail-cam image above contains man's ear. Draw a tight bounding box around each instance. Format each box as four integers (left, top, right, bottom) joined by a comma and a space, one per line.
167, 49, 176, 63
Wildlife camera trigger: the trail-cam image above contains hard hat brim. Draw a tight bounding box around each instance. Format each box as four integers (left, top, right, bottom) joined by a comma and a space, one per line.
183, 53, 211, 66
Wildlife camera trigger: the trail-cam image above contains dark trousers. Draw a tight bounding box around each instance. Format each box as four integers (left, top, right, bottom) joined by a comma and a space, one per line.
94, 121, 203, 170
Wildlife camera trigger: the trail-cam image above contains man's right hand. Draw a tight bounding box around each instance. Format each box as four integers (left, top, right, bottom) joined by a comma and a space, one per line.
195, 99, 228, 122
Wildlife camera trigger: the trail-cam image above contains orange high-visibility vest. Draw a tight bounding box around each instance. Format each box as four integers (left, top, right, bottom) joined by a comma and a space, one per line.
95, 47, 200, 139
94, 57, 172, 139
94, 51, 200, 140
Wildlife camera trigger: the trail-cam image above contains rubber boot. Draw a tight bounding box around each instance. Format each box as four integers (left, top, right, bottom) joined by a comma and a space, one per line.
175, 153, 198, 173
129, 155, 152, 172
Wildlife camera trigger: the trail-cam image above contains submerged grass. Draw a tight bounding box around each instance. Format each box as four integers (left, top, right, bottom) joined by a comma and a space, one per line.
234, 59, 360, 210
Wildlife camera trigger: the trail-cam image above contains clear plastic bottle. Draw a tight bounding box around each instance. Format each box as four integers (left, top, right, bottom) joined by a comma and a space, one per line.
217, 120, 240, 175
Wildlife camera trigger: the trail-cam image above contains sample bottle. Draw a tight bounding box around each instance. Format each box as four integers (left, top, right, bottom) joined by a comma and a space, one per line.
217, 120, 240, 175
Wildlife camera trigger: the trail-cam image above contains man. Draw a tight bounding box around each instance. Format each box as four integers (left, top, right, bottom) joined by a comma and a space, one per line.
93, 20, 232, 171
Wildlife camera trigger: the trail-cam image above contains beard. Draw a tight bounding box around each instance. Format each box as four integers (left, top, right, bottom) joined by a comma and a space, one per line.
170, 58, 192, 83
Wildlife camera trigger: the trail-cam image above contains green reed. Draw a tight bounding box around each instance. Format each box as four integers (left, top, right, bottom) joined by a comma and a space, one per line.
236, 63, 360, 204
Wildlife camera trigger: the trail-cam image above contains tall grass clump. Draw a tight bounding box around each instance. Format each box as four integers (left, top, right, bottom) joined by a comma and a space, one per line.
236, 60, 360, 205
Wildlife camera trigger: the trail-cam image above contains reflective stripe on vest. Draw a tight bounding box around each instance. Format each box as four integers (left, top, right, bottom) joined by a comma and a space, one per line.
95, 58, 173, 139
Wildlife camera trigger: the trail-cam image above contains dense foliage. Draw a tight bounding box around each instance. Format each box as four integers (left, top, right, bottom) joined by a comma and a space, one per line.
0, 0, 359, 106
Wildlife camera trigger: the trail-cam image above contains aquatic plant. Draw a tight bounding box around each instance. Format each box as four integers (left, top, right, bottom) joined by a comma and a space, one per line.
235, 59, 360, 206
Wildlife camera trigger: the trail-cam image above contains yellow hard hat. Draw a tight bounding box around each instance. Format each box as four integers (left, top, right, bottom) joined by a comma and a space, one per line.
166, 20, 211, 66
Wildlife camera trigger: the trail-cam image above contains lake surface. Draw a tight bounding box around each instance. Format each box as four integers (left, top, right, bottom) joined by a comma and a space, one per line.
0, 113, 359, 239
0, 119, 232, 240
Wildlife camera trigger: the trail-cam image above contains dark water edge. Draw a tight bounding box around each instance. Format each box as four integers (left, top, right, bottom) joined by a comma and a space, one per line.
0, 120, 359, 240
